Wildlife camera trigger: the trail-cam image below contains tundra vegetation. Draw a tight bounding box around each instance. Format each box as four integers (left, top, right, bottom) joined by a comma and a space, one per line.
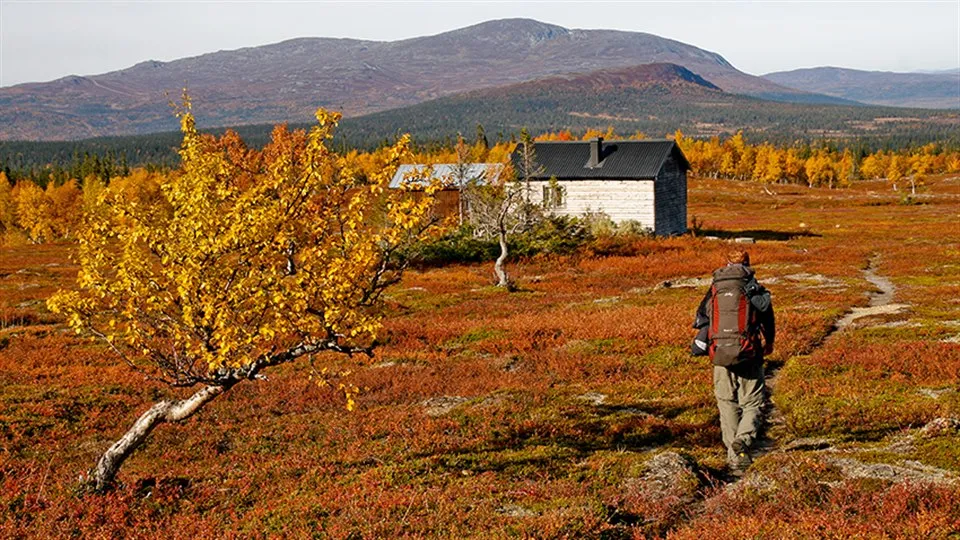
0, 122, 958, 536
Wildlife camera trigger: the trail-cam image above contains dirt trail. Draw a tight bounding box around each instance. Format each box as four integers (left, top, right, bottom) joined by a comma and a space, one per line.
747, 255, 899, 466
833, 259, 907, 331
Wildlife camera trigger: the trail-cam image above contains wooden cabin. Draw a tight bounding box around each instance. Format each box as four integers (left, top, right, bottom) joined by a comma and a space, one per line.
510, 138, 690, 235
389, 163, 504, 220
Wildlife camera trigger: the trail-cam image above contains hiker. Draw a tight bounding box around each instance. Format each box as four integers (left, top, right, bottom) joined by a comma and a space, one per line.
691, 250, 775, 474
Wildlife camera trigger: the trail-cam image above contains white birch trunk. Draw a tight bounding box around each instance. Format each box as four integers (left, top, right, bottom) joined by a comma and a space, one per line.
85, 384, 226, 493
494, 229, 509, 288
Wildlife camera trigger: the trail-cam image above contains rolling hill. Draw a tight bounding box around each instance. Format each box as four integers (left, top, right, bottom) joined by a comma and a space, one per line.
764, 67, 960, 109
0, 18, 845, 141
335, 63, 959, 148
4, 62, 957, 174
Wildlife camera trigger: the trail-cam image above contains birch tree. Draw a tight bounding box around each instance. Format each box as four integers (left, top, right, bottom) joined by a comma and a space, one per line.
48, 99, 439, 493
464, 133, 543, 289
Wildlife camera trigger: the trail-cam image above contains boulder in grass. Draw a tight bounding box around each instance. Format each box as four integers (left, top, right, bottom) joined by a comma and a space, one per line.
920, 417, 960, 438
618, 451, 703, 534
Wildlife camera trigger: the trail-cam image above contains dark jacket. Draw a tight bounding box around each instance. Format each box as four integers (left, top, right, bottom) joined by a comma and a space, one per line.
692, 264, 775, 361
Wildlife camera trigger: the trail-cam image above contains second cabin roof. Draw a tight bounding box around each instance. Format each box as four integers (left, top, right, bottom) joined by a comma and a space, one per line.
512, 139, 690, 181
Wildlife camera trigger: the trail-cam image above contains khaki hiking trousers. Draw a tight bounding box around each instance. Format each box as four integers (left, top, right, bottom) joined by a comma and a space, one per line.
714, 362, 765, 460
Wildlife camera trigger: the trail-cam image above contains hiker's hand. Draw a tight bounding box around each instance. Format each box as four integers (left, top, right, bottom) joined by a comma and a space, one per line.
763, 343, 774, 355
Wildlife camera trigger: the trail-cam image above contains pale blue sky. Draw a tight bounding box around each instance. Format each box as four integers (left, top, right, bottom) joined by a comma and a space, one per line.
0, 1, 957, 87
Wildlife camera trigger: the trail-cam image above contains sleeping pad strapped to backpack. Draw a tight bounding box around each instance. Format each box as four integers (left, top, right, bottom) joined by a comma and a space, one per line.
709, 264, 762, 366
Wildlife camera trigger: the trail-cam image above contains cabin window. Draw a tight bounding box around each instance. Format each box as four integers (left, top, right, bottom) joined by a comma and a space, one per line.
543, 184, 565, 209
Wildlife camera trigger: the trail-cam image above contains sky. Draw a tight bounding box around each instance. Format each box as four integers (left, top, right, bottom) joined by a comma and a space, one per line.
0, 0, 958, 88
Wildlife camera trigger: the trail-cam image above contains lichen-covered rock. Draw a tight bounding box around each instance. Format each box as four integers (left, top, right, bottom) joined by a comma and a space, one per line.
421, 396, 468, 416
919, 417, 960, 438
825, 456, 958, 486
618, 451, 703, 535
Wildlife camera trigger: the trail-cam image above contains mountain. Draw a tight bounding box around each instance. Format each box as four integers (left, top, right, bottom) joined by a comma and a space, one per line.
763, 67, 960, 109
0, 18, 844, 141
335, 63, 959, 148
913, 68, 960, 75
4, 62, 958, 173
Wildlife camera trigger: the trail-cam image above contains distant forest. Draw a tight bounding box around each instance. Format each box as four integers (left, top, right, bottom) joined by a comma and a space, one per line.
2, 87, 959, 185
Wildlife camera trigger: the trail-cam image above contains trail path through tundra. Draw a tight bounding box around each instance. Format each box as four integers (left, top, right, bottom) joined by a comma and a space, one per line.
834, 259, 906, 331
752, 254, 898, 462
673, 255, 904, 532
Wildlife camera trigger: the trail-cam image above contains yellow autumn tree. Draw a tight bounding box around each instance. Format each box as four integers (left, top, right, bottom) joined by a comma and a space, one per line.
0, 172, 14, 234
12, 181, 55, 243
859, 151, 887, 180
887, 155, 906, 191
46, 179, 82, 238
48, 100, 440, 493
837, 149, 856, 188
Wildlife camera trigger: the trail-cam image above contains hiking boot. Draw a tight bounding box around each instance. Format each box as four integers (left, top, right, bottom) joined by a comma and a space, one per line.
731, 439, 752, 474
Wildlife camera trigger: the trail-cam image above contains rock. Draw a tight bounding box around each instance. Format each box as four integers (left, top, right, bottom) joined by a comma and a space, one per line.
825, 456, 958, 485
496, 504, 538, 518
369, 361, 397, 369
782, 437, 835, 452
734, 237, 755, 244
421, 396, 468, 416
656, 277, 711, 290
917, 388, 955, 400
639, 452, 701, 498
619, 451, 703, 528
920, 417, 960, 437
496, 355, 521, 372
576, 392, 607, 406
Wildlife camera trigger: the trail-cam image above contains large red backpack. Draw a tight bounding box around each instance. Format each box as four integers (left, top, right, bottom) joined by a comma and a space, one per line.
708, 264, 761, 366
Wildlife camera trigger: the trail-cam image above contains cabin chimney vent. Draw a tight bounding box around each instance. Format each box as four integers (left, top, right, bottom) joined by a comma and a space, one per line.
589, 137, 603, 167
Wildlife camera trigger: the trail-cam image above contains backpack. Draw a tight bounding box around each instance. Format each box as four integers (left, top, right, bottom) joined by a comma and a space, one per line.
708, 264, 763, 366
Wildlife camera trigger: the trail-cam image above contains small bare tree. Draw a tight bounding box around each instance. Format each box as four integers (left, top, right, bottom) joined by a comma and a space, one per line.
515, 129, 545, 211
464, 176, 528, 288
464, 132, 544, 289
450, 134, 475, 226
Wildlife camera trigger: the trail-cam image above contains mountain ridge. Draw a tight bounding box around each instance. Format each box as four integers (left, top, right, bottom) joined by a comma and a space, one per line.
0, 18, 844, 141
3, 61, 957, 174
763, 66, 960, 109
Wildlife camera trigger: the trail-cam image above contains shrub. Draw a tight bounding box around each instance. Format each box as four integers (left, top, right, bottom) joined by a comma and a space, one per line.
413, 226, 500, 266
510, 215, 591, 258
415, 215, 592, 266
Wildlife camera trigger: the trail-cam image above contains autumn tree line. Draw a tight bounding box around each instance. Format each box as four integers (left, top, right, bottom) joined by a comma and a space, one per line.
537, 128, 960, 191
673, 131, 959, 191
3, 127, 958, 245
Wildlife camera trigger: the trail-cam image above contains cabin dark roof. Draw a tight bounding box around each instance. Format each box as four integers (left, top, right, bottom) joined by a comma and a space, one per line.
511, 139, 690, 180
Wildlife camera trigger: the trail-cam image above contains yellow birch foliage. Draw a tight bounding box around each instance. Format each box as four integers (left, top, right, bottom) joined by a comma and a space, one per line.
0, 173, 14, 232
49, 102, 440, 385
12, 181, 55, 243
47, 180, 82, 238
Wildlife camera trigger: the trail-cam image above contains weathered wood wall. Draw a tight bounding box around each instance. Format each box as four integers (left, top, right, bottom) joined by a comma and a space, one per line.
654, 156, 688, 235
525, 180, 656, 229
